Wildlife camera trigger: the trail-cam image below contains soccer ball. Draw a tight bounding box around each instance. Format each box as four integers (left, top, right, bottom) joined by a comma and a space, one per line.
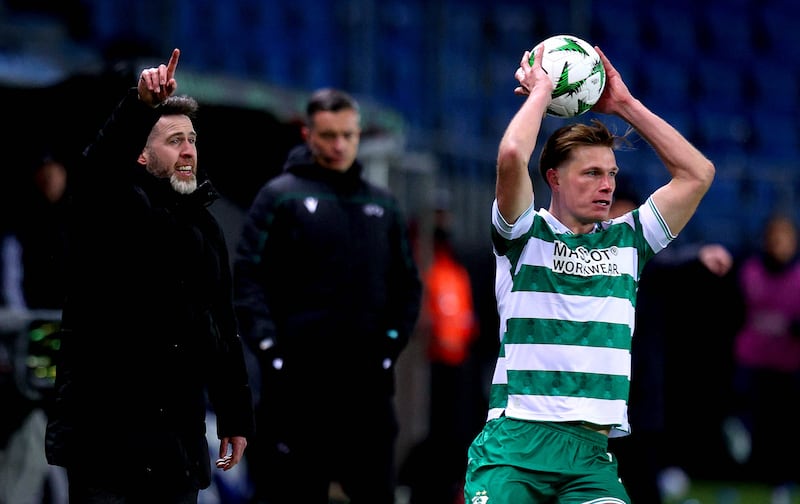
530, 34, 606, 118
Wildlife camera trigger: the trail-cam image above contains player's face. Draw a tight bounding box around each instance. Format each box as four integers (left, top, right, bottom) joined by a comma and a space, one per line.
139, 115, 198, 194
304, 109, 361, 172
555, 145, 618, 225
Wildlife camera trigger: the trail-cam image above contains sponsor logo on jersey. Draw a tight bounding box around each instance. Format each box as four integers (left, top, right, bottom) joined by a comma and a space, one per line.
552, 241, 621, 277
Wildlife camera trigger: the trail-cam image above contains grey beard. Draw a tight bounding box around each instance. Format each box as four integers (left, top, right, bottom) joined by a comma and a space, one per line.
170, 174, 197, 194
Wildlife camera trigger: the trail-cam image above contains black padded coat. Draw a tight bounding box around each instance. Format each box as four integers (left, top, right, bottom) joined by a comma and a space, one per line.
44, 89, 255, 491
233, 145, 422, 405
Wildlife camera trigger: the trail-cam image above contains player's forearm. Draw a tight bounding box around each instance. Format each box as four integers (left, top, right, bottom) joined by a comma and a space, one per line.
496, 88, 549, 222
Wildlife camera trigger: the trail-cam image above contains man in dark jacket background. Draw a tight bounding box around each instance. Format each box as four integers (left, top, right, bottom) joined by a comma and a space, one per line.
45, 48, 255, 503
233, 87, 422, 504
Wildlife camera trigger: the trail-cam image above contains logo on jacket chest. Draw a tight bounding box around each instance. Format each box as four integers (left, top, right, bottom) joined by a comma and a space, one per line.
304, 197, 318, 213
363, 203, 384, 217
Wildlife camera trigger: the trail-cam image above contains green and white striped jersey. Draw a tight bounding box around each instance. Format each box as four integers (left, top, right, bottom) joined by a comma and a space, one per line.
487, 196, 674, 437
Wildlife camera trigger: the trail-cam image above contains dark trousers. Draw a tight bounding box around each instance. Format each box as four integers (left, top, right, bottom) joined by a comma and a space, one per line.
248, 396, 398, 504
67, 468, 199, 504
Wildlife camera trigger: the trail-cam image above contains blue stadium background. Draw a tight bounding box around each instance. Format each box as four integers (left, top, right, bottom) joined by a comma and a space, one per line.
2, 0, 799, 256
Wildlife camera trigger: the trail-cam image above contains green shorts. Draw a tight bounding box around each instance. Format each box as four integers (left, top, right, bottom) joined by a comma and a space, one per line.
464, 416, 630, 504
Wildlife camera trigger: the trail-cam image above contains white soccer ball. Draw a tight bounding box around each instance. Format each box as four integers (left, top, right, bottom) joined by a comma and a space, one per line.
530, 34, 606, 118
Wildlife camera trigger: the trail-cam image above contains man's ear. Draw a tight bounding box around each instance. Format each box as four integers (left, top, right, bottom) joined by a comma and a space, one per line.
137, 151, 148, 166
546, 168, 559, 190
301, 126, 310, 141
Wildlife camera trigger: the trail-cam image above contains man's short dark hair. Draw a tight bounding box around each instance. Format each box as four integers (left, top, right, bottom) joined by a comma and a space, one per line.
538, 119, 630, 185
158, 95, 199, 119
306, 88, 359, 121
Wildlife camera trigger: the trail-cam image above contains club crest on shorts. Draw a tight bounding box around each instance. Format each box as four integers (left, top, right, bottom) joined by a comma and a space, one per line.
471, 489, 489, 503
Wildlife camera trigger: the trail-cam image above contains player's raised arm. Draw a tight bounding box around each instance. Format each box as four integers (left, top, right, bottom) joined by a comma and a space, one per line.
593, 46, 714, 235
496, 45, 553, 225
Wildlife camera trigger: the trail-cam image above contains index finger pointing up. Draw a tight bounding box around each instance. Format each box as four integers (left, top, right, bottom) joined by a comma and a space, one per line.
166, 48, 180, 81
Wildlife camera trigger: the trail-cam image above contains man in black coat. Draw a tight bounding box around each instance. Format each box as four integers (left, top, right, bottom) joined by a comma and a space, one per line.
45, 48, 255, 503
233, 88, 422, 504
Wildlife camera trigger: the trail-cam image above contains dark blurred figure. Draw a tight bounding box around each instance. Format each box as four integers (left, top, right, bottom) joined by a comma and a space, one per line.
13, 153, 70, 310
608, 181, 735, 504
0, 152, 70, 504
425, 203, 478, 446
400, 199, 477, 504
728, 213, 800, 504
